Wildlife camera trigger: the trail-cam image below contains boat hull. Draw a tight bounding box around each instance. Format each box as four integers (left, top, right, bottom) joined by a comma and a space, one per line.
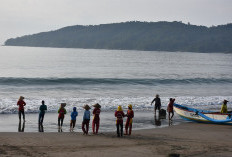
174, 104, 232, 125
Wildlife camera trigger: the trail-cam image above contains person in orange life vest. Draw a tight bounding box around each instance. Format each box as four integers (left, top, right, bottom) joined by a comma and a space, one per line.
17, 96, 26, 122
82, 104, 91, 135
115, 105, 125, 137
167, 98, 175, 120
58, 103, 67, 129
125, 104, 134, 135
92, 103, 101, 134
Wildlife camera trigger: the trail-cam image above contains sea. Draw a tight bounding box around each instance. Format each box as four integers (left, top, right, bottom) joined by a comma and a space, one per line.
0, 46, 231, 132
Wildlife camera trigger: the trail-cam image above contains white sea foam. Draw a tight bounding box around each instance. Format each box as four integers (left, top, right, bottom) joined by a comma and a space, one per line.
0, 96, 231, 114
0, 47, 231, 114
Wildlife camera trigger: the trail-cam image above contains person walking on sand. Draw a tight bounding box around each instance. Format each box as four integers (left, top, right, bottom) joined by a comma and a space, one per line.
221, 100, 229, 113
58, 103, 67, 129
70, 107, 78, 132
115, 105, 125, 137
17, 96, 26, 122
92, 103, 101, 134
167, 98, 175, 120
125, 104, 134, 135
82, 104, 91, 135
151, 94, 161, 114
39, 100, 47, 125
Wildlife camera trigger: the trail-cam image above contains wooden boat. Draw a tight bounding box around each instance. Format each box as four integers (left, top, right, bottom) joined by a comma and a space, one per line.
173, 104, 232, 125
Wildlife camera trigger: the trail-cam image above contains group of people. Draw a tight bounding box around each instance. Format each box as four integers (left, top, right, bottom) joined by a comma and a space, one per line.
151, 94, 230, 118
17, 95, 230, 135
115, 104, 134, 137
151, 94, 176, 120
17, 96, 134, 136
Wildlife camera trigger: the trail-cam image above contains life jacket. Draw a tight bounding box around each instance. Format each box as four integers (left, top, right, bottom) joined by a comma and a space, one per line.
221, 104, 227, 113
115, 111, 125, 124
116, 112, 123, 120
127, 110, 134, 119
127, 110, 134, 124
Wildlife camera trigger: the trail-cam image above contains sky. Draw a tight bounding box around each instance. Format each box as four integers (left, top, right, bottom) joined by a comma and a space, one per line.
0, 0, 232, 45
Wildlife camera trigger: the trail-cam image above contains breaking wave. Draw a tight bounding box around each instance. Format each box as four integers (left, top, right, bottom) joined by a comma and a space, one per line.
0, 77, 231, 86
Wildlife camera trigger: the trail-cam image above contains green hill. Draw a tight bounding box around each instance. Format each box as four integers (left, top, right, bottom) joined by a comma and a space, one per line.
4, 21, 232, 53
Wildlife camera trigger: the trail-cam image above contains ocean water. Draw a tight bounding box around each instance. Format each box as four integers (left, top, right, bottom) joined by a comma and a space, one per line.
0, 46, 231, 114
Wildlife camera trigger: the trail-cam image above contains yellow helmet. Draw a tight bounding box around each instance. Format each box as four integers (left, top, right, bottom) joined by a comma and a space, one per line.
128, 104, 132, 109
117, 105, 122, 111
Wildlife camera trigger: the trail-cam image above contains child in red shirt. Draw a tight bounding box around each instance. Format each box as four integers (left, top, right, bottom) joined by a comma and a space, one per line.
17, 96, 26, 121
92, 103, 101, 134
58, 103, 67, 129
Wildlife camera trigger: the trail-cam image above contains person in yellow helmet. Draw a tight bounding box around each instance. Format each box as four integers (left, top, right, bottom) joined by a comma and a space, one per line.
125, 104, 134, 135
221, 100, 229, 113
115, 105, 125, 137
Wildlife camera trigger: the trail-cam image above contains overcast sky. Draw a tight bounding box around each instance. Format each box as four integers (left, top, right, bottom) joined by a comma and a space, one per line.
0, 0, 232, 45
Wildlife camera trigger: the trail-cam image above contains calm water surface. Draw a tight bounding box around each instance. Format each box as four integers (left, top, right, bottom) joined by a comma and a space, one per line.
0, 46, 231, 113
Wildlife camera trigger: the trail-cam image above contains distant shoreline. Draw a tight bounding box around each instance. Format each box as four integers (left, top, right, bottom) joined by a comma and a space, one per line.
4, 21, 232, 53
2, 45, 231, 54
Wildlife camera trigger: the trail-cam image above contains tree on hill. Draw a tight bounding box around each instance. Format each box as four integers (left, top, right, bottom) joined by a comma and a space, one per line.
4, 21, 232, 53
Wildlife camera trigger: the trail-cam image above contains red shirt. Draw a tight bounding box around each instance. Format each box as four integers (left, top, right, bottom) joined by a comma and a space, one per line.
115, 111, 125, 124
58, 107, 67, 118
93, 108, 101, 122
17, 100, 26, 111
127, 110, 134, 119
167, 99, 175, 112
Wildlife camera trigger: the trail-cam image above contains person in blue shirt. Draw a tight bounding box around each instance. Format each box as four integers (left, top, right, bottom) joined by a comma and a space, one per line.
70, 107, 78, 132
82, 104, 91, 135
39, 100, 47, 125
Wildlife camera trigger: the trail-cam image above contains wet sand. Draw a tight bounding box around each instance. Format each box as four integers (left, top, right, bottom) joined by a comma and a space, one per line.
0, 122, 231, 157
0, 112, 182, 132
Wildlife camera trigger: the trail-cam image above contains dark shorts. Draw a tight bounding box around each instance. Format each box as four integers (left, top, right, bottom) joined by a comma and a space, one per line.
83, 119, 90, 124
155, 105, 161, 110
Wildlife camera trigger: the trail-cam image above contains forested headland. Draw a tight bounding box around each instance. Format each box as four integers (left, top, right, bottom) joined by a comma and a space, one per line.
4, 21, 232, 53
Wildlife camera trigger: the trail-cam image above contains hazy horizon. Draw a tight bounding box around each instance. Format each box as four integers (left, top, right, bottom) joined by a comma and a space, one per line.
1, 0, 232, 45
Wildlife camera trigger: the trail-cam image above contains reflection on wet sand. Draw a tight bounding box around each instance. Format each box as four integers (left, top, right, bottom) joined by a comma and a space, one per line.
58, 126, 63, 132
18, 120, 25, 132
154, 109, 167, 126
38, 124, 44, 132
154, 114, 161, 126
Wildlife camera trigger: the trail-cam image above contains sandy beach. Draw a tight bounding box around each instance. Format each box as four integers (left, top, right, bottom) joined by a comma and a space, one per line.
0, 122, 231, 157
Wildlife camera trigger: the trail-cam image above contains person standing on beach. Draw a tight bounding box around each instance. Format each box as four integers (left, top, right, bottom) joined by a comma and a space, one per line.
221, 100, 229, 113
39, 100, 47, 125
167, 98, 175, 120
82, 104, 91, 135
115, 105, 125, 137
92, 103, 101, 134
17, 96, 26, 122
125, 104, 134, 135
58, 103, 67, 129
70, 107, 78, 132
151, 94, 161, 114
